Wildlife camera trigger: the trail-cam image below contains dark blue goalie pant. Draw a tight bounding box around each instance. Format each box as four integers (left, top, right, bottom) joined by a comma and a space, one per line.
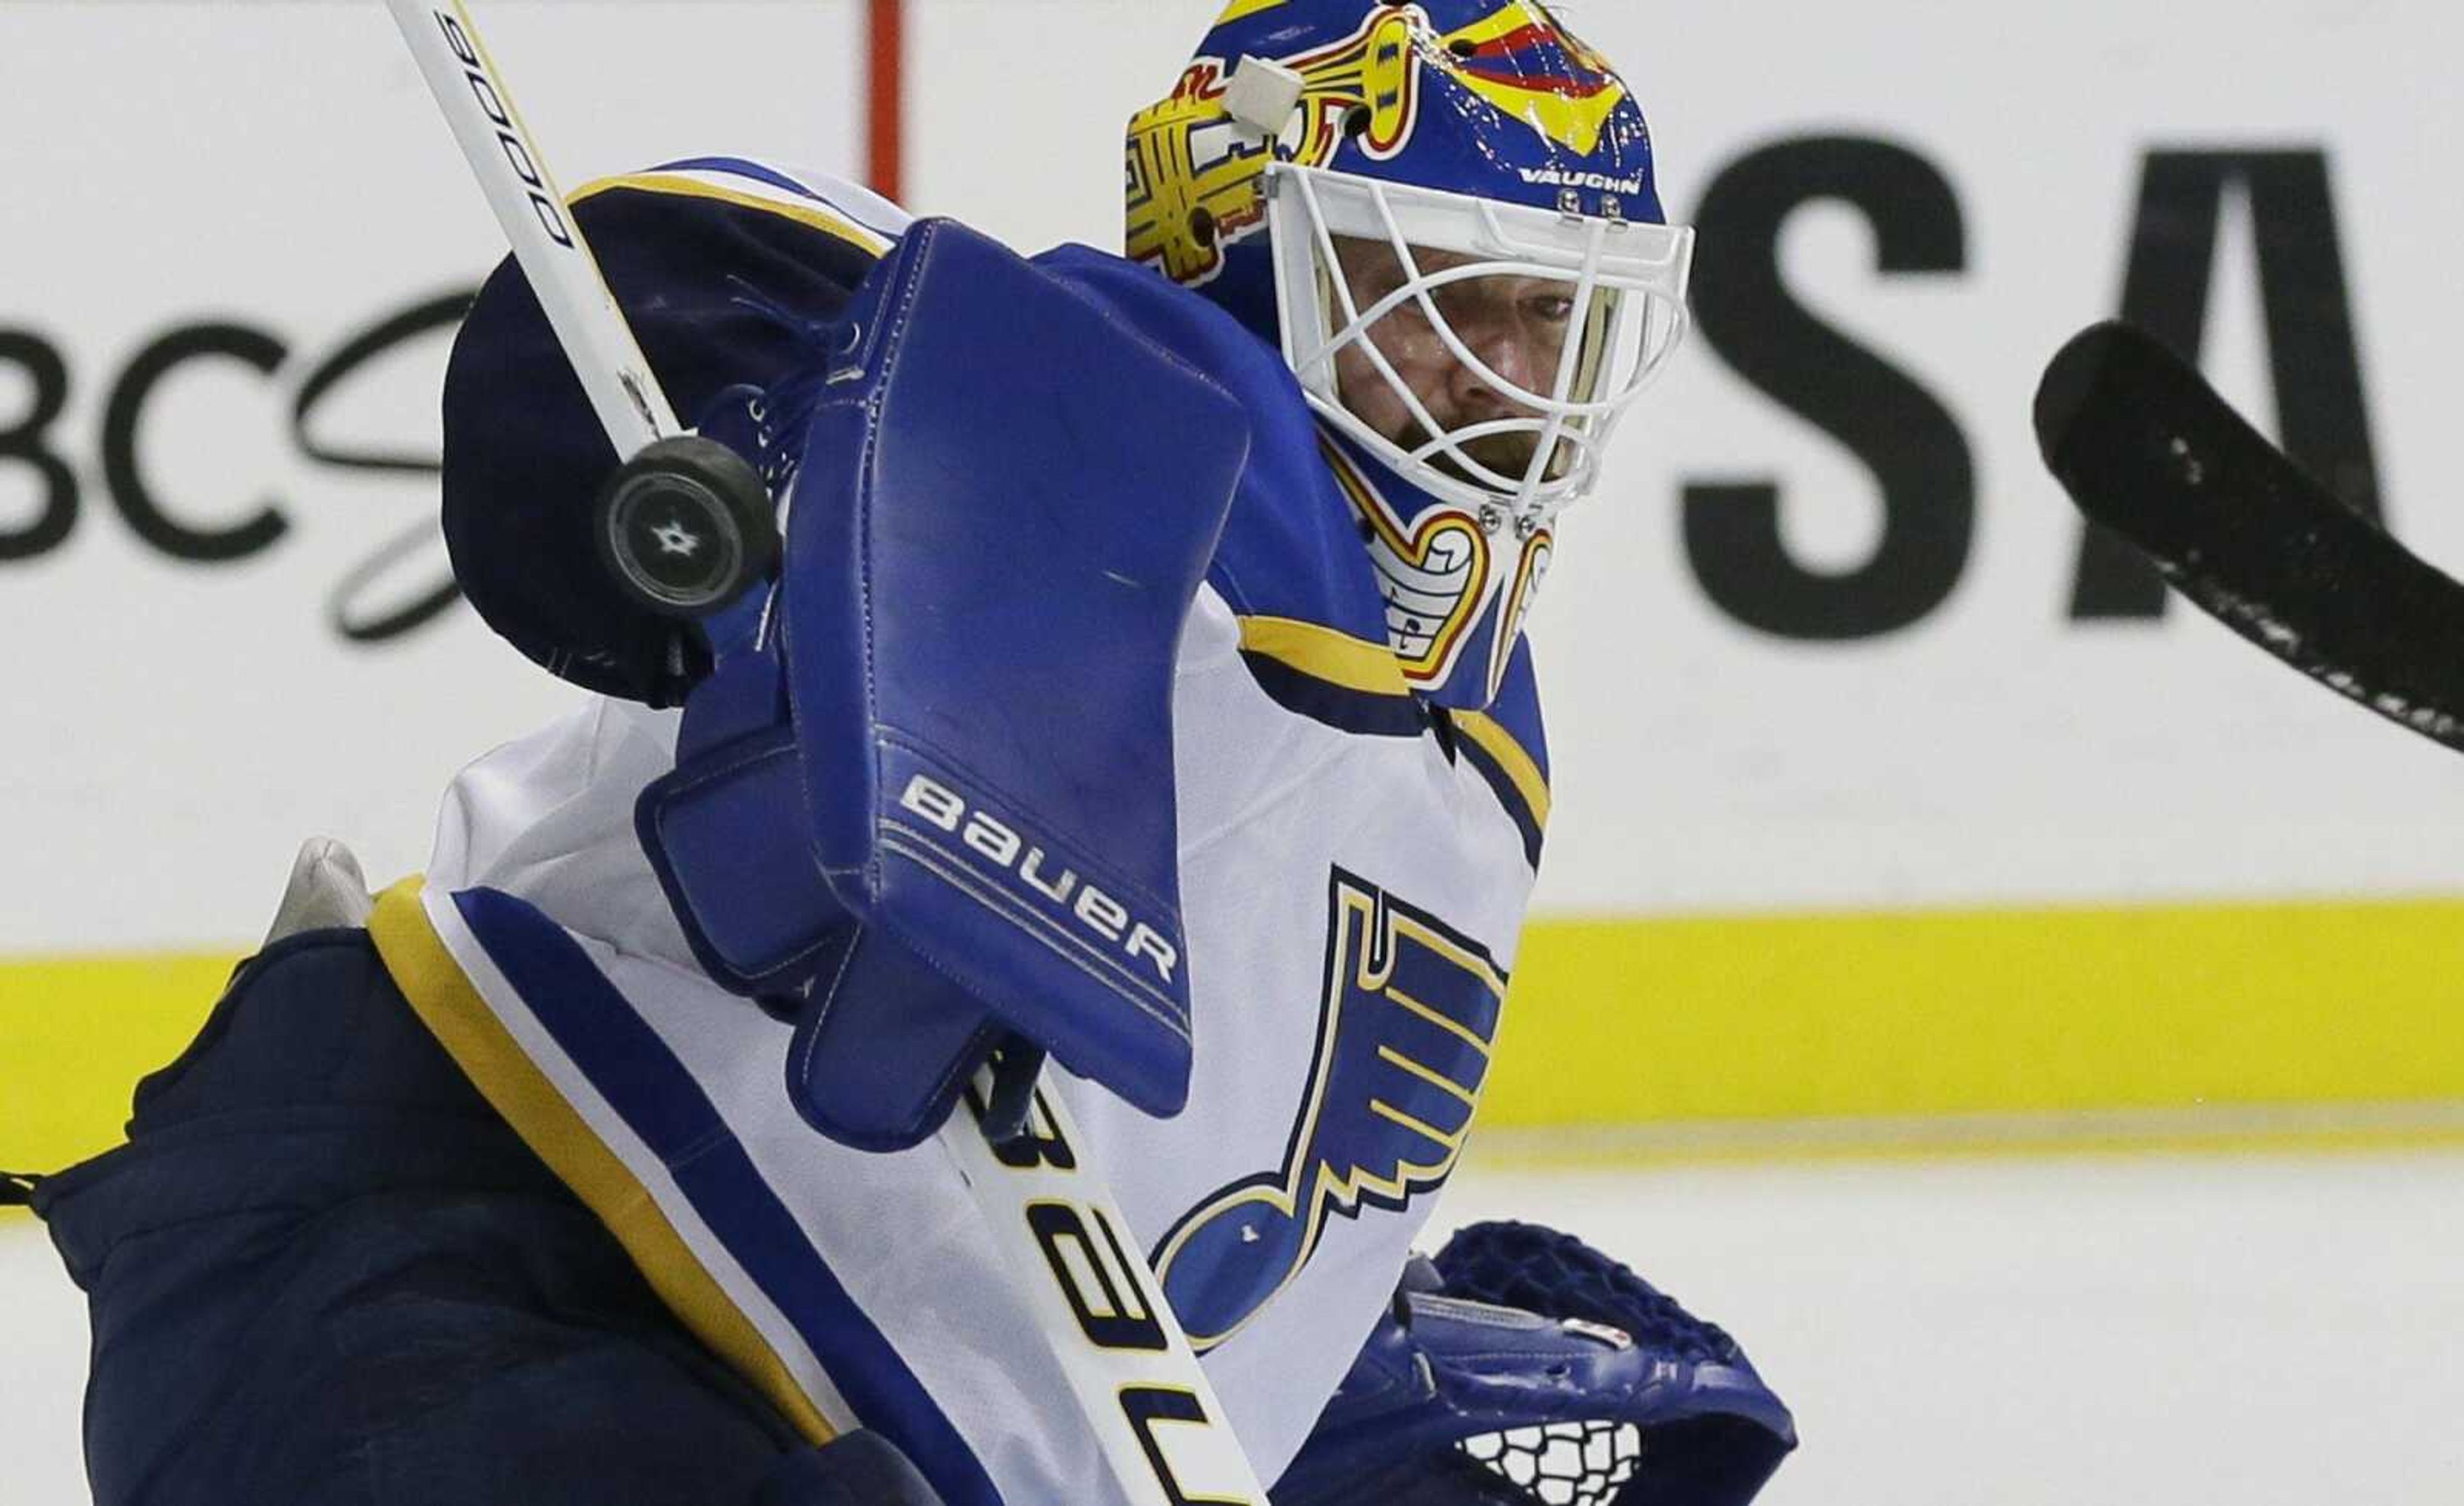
33, 929, 864, 1506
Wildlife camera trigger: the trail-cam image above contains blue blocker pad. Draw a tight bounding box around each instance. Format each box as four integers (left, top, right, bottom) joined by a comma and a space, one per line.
640, 220, 1250, 1150
638, 644, 846, 999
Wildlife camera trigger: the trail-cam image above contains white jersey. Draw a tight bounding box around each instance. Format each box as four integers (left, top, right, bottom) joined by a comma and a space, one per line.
373, 159, 1552, 1504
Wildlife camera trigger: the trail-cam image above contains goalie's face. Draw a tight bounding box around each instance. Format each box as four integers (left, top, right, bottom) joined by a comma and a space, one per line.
1329, 237, 1573, 488
1265, 164, 1695, 533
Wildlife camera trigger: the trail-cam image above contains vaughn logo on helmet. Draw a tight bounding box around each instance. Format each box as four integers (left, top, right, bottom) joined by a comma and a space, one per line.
1516, 166, 1648, 196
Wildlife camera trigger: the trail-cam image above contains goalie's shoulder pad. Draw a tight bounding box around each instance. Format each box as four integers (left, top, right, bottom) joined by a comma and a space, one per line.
1276, 1224, 1796, 1506
444, 157, 906, 704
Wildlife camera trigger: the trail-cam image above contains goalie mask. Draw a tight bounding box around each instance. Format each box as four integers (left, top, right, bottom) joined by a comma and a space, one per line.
1129, 0, 1694, 707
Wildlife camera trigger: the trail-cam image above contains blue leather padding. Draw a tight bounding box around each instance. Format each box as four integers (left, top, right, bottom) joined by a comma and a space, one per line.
1031, 247, 1399, 658
778, 219, 1251, 1120
631, 382, 857, 999
634, 610, 862, 1000
784, 925, 1000, 1154
638, 723, 855, 997
775, 395, 879, 884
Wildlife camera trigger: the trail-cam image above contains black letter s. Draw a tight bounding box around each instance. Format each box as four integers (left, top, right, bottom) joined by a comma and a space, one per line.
1684, 137, 1974, 640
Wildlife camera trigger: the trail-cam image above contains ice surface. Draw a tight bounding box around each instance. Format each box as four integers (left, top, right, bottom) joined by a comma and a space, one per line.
6, 1147, 2463, 1504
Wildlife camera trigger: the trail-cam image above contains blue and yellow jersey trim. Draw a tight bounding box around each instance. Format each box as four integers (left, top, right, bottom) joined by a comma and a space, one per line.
1453, 706, 1548, 866
571, 160, 899, 263
372, 879, 1006, 1506
560, 157, 905, 313
1233, 615, 1550, 863
368, 878, 840, 1448
1234, 615, 1426, 737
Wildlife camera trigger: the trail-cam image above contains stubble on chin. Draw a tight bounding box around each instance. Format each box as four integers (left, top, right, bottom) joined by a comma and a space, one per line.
1387, 416, 1544, 486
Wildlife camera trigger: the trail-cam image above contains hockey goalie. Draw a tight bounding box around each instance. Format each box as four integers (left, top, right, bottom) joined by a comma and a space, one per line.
17, 3, 1795, 1503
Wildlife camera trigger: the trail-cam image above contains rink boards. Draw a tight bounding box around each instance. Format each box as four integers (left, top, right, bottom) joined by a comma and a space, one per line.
6, 0, 2464, 1167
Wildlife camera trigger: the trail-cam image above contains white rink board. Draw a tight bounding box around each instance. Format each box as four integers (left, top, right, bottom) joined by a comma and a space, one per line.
884, 0, 2464, 916
11, 1147, 2464, 1503
6, 1, 2464, 955
0, 1, 866, 953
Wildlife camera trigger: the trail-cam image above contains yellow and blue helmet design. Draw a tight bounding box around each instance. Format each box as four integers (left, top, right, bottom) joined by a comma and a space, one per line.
1127, 0, 1694, 708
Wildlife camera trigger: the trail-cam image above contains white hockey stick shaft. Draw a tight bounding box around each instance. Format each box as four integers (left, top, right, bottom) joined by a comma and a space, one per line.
384, 6, 1264, 1500
386, 0, 676, 459
940, 1074, 1268, 1505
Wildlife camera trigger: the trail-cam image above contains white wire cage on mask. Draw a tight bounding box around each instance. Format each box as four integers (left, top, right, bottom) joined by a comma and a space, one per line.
1263, 161, 1695, 533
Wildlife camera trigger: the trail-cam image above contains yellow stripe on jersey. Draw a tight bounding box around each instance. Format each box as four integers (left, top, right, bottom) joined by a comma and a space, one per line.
571, 171, 893, 259
1451, 710, 1551, 831
367, 878, 838, 1446
1238, 615, 1410, 696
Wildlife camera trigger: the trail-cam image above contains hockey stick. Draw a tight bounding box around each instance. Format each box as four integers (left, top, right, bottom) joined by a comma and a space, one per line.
2035, 320, 2464, 755
384, 4, 1265, 1501
386, 0, 773, 619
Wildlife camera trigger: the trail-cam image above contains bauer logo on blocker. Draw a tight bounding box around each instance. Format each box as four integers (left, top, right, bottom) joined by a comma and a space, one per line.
899, 773, 1181, 987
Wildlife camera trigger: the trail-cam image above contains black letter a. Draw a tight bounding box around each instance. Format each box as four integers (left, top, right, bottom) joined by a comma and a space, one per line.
2071, 151, 2383, 619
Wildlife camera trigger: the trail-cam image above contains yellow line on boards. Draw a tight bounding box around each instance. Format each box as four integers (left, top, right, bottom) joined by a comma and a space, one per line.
1466, 1102, 2464, 1169
1483, 896, 2464, 1127
8, 894, 2464, 1182
0, 950, 238, 1175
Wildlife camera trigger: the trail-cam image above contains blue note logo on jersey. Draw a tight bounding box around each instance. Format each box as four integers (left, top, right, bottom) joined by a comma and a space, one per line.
1154, 868, 1507, 1349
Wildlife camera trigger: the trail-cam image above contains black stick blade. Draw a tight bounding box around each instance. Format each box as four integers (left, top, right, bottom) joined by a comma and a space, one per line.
2035, 320, 2464, 753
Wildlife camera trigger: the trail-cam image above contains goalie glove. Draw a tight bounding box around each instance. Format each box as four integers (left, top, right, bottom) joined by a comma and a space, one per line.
1274, 1221, 1797, 1506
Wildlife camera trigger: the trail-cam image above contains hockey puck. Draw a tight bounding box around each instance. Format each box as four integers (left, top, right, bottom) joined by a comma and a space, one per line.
594, 434, 780, 618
